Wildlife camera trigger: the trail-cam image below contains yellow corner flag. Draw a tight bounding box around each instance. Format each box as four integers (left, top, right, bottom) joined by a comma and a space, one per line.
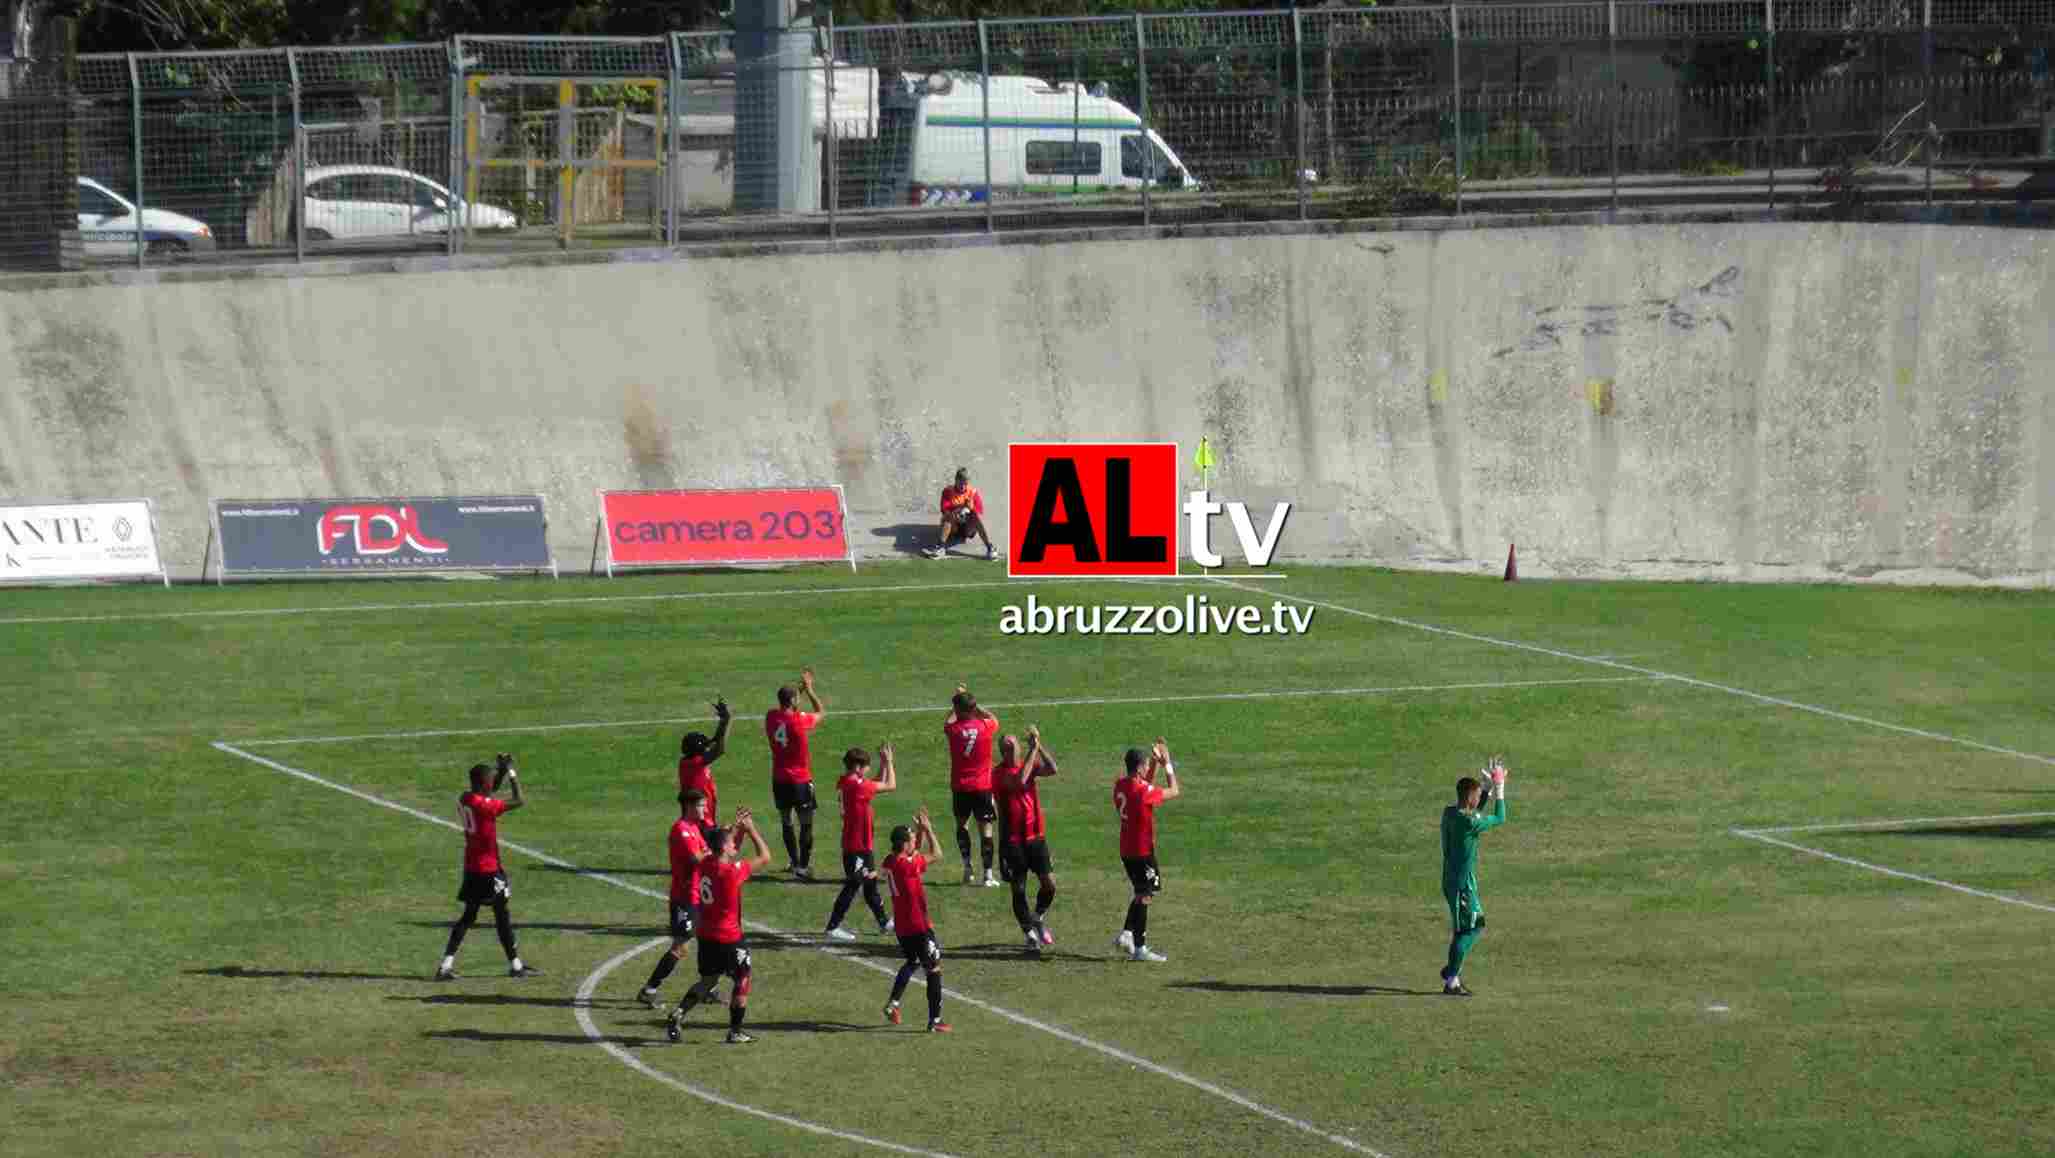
1194, 436, 1216, 490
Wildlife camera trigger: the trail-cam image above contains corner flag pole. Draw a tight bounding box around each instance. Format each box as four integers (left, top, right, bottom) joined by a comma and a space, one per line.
1194, 435, 1216, 492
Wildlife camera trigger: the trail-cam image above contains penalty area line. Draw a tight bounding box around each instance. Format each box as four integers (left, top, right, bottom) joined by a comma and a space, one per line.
1208, 578, 2055, 770
575, 939, 961, 1158
1729, 814, 2055, 916
213, 741, 1389, 1157
233, 676, 1657, 747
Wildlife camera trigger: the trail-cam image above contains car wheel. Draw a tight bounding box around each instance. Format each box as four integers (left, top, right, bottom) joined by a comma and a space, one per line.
305, 228, 332, 241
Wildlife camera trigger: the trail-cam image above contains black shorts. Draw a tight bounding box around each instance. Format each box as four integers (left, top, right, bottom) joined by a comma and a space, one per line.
772, 780, 817, 813
999, 839, 1053, 882
951, 789, 996, 823
669, 900, 700, 940
697, 937, 752, 979
897, 931, 942, 970
1122, 855, 1162, 897
457, 869, 511, 905
842, 849, 877, 882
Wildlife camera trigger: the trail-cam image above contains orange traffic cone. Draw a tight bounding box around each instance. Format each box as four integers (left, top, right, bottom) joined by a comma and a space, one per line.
1503, 544, 1518, 582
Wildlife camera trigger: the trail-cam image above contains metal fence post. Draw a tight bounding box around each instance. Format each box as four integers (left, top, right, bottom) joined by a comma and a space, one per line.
666, 33, 680, 245
1922, 0, 1933, 204
1764, 0, 1777, 211
1608, 0, 1620, 214
825, 11, 838, 244
1136, 12, 1151, 227
1450, 5, 1463, 215
449, 37, 464, 256
286, 48, 304, 263
978, 19, 993, 234
1292, 8, 1308, 221
127, 53, 143, 269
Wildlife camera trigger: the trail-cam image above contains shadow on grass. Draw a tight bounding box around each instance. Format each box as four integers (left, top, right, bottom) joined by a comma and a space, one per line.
1860, 820, 2055, 840
186, 965, 423, 982
392, 992, 609, 1010
424, 1027, 632, 1047
1168, 980, 1443, 998
396, 919, 664, 937
815, 940, 1110, 966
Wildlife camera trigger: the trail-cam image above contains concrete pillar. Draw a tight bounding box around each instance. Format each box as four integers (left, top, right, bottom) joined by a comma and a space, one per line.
734, 0, 818, 213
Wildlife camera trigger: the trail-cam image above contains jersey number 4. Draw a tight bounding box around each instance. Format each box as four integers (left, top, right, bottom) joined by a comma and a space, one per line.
772, 723, 789, 747
459, 805, 478, 833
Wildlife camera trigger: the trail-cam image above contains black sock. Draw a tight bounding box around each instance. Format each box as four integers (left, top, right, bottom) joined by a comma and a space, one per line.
1035, 881, 1056, 917
979, 836, 994, 873
444, 903, 480, 957
891, 961, 916, 1004
1010, 884, 1033, 932
827, 882, 858, 930
1132, 902, 1149, 948
492, 903, 518, 959
798, 819, 814, 868
1122, 899, 1141, 933
645, 954, 680, 990
926, 971, 944, 1022
863, 880, 888, 926
780, 818, 799, 865
729, 1002, 745, 1031
954, 826, 973, 865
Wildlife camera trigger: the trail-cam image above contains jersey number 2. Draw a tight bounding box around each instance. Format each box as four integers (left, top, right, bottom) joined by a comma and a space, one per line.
1114, 793, 1127, 820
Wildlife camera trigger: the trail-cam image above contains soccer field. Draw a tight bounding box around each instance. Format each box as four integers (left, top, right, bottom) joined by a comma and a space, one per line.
4, 564, 2051, 1158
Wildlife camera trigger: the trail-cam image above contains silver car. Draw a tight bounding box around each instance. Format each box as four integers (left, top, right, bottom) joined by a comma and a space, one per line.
76, 176, 216, 258
299, 165, 518, 240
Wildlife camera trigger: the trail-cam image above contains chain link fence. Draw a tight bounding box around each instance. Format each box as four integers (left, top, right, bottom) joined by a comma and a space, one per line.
3, 0, 2050, 270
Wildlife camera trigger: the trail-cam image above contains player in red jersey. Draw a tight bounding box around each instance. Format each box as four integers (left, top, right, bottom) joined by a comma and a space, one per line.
638, 788, 715, 1007
677, 698, 732, 838
922, 466, 997, 561
994, 726, 1060, 953
881, 807, 951, 1032
764, 669, 825, 879
435, 754, 542, 980
824, 744, 897, 942
1112, 738, 1181, 963
668, 809, 773, 1045
943, 685, 1001, 888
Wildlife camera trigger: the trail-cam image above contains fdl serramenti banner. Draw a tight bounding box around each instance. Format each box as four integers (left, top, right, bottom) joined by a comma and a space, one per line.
211, 496, 554, 579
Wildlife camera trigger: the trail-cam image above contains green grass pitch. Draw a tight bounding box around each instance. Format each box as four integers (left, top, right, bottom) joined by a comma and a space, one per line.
3, 563, 2051, 1157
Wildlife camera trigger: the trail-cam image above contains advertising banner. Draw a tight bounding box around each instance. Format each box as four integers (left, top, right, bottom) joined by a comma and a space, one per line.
211, 495, 555, 580
598, 487, 855, 574
0, 499, 168, 585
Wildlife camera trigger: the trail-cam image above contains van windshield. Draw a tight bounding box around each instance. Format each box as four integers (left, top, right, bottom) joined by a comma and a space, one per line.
1119, 134, 1177, 182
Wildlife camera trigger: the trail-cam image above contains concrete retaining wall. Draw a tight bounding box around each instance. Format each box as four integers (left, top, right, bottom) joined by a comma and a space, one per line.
2, 220, 2050, 585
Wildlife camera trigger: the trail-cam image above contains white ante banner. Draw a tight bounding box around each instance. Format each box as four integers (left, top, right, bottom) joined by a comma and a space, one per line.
0, 500, 169, 584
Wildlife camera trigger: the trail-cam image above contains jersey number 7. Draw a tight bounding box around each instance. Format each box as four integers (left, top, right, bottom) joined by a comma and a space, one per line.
960, 730, 978, 758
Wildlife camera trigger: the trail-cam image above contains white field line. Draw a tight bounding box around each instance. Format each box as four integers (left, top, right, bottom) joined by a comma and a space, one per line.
574, 939, 961, 1158
1208, 578, 2055, 769
1738, 810, 2055, 837
214, 741, 1389, 1157
0, 576, 1211, 628
235, 677, 1657, 748
1728, 824, 2055, 916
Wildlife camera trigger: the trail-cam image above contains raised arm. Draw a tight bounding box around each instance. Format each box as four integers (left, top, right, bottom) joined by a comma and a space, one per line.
800, 668, 824, 718
1152, 739, 1181, 802
1024, 727, 1051, 778
736, 808, 774, 871
914, 806, 942, 863
707, 698, 732, 761
877, 743, 898, 793
1473, 761, 1509, 832
497, 753, 528, 813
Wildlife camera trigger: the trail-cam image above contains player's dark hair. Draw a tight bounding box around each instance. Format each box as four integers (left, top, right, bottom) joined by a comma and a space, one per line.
777, 685, 797, 708
953, 467, 969, 482
952, 692, 974, 714
1123, 747, 1147, 775
1456, 776, 1481, 802
890, 824, 913, 851
681, 731, 709, 757
468, 763, 492, 789
843, 747, 870, 771
679, 789, 705, 815
708, 827, 731, 854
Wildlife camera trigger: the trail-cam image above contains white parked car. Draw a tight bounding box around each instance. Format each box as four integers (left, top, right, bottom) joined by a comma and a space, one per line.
76, 176, 216, 257
299, 165, 518, 240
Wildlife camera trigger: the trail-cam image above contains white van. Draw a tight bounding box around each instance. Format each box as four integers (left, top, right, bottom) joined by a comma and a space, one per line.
895, 72, 1198, 206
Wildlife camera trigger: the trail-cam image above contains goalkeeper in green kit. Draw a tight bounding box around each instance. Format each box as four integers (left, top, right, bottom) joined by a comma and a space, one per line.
1439, 756, 1508, 997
